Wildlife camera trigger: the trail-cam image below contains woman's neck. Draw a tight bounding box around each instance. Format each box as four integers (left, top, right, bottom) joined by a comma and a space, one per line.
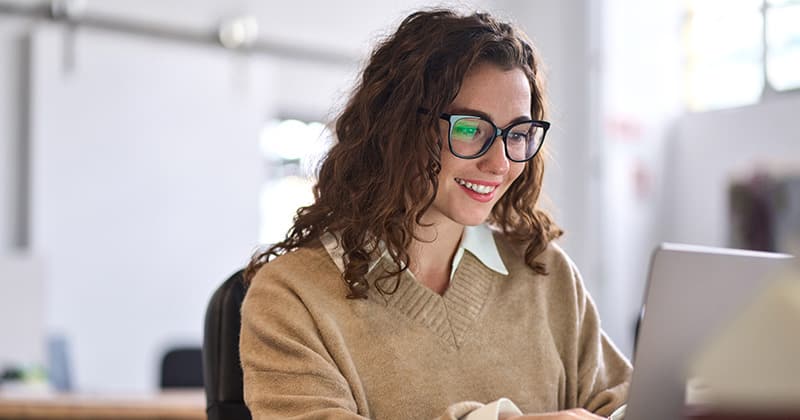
409, 221, 464, 294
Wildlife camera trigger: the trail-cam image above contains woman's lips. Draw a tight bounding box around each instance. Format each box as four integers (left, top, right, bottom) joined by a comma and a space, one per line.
455, 177, 499, 203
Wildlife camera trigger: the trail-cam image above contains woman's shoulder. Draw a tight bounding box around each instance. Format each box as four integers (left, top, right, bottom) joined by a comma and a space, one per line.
248, 241, 344, 296
491, 230, 575, 275
491, 232, 590, 317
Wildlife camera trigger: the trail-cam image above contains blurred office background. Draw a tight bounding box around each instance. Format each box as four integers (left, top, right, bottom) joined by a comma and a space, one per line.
0, 0, 798, 393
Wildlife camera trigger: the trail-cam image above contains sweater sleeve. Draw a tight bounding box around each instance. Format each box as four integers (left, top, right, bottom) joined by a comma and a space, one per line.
240, 268, 367, 419
240, 264, 491, 420
569, 261, 632, 417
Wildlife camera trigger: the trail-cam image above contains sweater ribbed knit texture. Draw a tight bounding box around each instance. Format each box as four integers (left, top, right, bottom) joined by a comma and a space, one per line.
240, 234, 631, 419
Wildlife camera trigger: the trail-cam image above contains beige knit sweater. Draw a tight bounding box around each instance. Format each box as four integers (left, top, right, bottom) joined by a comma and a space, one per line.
240, 234, 631, 419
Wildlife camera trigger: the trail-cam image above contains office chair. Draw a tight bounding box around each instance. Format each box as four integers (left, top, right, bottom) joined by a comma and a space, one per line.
160, 346, 204, 388
203, 269, 252, 420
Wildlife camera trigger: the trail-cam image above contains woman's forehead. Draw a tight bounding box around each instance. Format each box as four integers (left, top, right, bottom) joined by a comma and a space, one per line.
448, 64, 532, 123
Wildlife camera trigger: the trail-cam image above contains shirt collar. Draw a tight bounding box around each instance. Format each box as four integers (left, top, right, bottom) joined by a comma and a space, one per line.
450, 224, 509, 278
320, 224, 508, 280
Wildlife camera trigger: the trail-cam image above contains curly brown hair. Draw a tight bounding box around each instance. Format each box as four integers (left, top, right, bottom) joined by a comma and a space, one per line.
245, 9, 562, 298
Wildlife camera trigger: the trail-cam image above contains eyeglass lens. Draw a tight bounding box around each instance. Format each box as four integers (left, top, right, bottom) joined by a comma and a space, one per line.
450, 117, 544, 161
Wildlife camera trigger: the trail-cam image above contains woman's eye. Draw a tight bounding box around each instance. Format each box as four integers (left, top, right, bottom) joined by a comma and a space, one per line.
456, 126, 477, 136
508, 132, 528, 143
452, 122, 483, 141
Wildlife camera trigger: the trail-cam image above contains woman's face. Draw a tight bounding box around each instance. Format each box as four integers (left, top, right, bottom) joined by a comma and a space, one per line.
426, 62, 531, 228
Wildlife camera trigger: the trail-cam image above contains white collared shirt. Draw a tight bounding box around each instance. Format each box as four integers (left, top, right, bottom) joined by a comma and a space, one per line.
449, 224, 509, 278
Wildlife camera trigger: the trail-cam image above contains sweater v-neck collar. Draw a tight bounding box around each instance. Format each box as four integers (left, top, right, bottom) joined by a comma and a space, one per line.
356, 251, 499, 350
319, 226, 507, 349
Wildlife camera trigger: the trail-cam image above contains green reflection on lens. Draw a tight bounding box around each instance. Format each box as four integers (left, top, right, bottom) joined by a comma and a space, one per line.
452, 119, 482, 142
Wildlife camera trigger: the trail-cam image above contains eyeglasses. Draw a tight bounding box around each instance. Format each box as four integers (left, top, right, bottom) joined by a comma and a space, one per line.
439, 113, 550, 162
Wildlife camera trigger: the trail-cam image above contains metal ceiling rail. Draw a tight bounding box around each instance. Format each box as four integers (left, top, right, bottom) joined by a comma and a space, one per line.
0, 0, 359, 66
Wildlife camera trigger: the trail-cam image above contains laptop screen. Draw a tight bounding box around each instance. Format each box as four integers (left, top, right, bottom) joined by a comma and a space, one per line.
624, 243, 792, 420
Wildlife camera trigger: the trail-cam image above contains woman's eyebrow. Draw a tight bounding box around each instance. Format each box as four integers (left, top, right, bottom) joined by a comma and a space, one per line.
447, 107, 532, 124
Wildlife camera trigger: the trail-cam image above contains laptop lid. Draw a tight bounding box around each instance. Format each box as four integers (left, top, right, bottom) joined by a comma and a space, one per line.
624, 243, 793, 420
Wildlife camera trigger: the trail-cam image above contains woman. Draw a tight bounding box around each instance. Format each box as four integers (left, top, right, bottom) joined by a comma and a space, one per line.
241, 8, 631, 420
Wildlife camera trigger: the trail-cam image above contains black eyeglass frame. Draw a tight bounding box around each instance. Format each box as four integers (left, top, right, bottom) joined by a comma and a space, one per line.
438, 112, 550, 163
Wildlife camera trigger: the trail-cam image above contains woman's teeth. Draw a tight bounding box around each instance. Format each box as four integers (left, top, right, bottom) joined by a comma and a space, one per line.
455, 178, 496, 194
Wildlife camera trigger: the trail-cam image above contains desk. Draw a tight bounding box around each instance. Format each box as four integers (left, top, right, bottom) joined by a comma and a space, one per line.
0, 389, 205, 420
686, 407, 800, 420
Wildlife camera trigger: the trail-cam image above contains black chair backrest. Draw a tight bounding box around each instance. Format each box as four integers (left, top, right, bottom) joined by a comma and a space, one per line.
160, 347, 203, 388
203, 269, 252, 420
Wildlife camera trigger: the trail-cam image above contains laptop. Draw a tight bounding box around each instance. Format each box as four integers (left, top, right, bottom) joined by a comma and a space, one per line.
623, 243, 793, 420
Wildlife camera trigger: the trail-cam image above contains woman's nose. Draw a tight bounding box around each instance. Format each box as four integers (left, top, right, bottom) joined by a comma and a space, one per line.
477, 136, 510, 175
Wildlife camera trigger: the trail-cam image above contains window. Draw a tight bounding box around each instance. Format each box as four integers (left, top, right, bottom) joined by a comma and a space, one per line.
766, 0, 800, 91
683, 0, 800, 111
258, 119, 332, 245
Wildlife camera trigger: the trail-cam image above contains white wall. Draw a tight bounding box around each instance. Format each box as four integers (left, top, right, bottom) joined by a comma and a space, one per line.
0, 255, 44, 367
666, 95, 800, 247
